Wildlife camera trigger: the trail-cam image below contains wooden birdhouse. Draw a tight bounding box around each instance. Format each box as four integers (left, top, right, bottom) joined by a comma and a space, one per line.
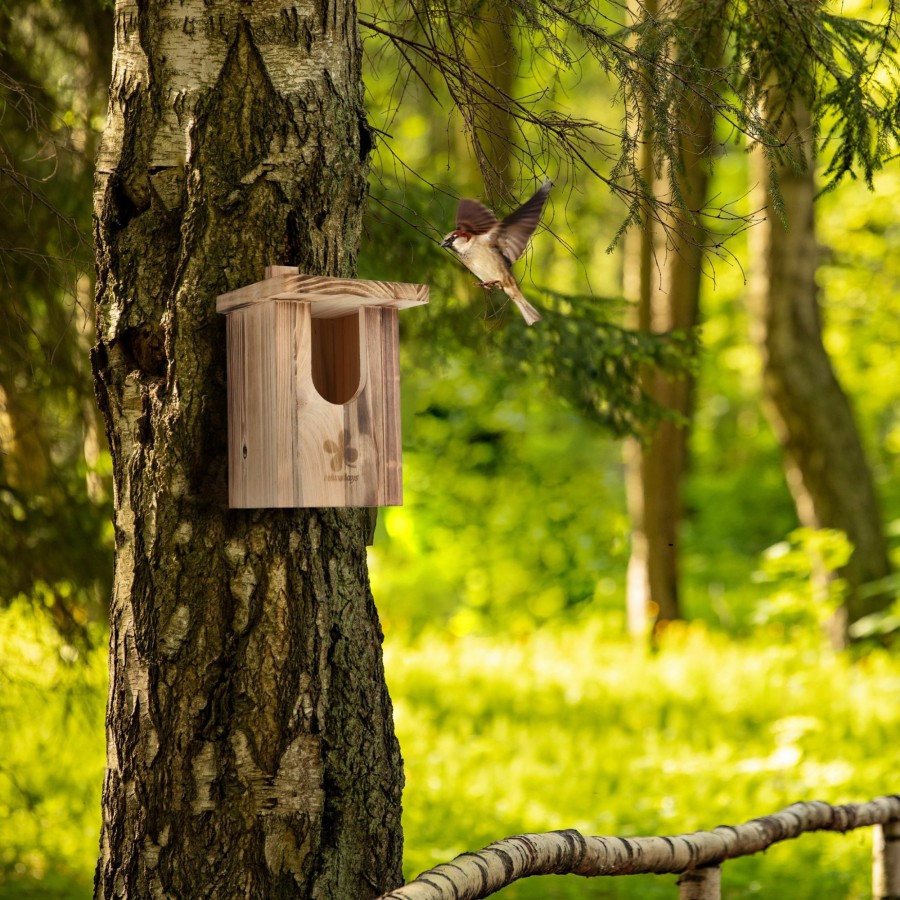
216, 266, 428, 508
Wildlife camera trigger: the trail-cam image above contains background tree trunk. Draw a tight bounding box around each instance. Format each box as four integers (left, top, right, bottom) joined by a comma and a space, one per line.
466, 8, 516, 200
749, 97, 893, 645
92, 3, 403, 897
624, 0, 721, 636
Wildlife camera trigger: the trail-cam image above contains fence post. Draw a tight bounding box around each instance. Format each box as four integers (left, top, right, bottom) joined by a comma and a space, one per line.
874, 820, 900, 900
677, 865, 721, 899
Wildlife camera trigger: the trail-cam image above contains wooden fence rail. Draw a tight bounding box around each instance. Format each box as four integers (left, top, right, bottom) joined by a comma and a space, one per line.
378, 795, 900, 900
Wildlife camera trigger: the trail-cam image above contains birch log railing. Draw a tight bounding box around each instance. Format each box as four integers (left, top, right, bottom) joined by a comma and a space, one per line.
378, 795, 900, 900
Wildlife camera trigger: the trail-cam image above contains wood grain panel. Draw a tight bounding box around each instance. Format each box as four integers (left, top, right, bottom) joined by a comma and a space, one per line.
234, 303, 278, 506
362, 307, 387, 502
226, 309, 245, 505
381, 308, 402, 504
274, 301, 297, 503
290, 302, 344, 507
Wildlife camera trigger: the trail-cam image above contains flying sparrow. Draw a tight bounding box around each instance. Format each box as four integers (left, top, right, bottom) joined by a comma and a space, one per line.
440, 180, 550, 326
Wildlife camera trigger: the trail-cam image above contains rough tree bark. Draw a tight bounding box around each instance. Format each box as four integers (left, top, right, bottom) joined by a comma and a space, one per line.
92, 2, 403, 897
873, 820, 900, 900
624, 0, 722, 635
677, 866, 721, 900
749, 96, 893, 644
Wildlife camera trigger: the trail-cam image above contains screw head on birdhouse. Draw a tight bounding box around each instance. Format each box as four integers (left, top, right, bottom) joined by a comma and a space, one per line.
216, 267, 428, 508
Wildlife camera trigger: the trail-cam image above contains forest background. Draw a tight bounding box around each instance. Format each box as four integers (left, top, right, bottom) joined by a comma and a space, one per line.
1, 0, 899, 897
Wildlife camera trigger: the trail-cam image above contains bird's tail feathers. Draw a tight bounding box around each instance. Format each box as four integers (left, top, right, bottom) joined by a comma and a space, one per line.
508, 285, 542, 325
514, 297, 542, 326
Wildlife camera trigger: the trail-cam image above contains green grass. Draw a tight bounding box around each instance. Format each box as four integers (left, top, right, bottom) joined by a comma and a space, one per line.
0, 602, 106, 899
1, 604, 897, 898
387, 618, 899, 899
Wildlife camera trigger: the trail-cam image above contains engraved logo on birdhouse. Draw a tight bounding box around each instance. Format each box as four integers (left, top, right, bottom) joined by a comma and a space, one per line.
324, 431, 358, 473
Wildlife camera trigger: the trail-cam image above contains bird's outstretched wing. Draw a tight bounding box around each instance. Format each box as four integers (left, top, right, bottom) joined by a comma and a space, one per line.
498, 180, 551, 264
456, 199, 499, 235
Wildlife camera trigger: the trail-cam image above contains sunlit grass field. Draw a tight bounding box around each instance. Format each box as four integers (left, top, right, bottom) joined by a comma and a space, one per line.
389, 619, 898, 898
1, 602, 897, 898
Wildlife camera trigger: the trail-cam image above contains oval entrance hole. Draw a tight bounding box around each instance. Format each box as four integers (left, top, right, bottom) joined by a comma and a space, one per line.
311, 311, 366, 405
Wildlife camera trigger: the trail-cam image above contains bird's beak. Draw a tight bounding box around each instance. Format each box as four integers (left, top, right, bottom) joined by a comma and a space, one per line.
440, 236, 453, 249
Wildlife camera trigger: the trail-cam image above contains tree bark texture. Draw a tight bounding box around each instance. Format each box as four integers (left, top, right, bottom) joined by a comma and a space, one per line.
677, 866, 721, 900
624, 0, 723, 635
748, 96, 892, 638
379, 796, 900, 900
873, 820, 900, 900
92, 3, 403, 897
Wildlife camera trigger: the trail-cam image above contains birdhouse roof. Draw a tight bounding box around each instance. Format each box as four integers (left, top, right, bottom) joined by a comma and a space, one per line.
216, 268, 429, 319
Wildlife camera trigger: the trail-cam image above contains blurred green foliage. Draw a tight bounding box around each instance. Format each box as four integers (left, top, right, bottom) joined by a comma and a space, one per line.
0, 602, 105, 898
389, 620, 900, 898
369, 352, 630, 635
365, 155, 900, 632
0, 0, 114, 632
751, 528, 853, 631
356, 1, 900, 638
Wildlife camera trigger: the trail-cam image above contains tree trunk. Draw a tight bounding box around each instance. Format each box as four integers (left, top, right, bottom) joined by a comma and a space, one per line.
466, 9, 516, 199
749, 97, 892, 644
624, 0, 720, 636
92, 4, 403, 897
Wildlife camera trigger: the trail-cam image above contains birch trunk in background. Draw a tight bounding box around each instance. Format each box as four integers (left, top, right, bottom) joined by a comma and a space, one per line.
748, 95, 893, 646
624, 0, 723, 635
92, 2, 403, 896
